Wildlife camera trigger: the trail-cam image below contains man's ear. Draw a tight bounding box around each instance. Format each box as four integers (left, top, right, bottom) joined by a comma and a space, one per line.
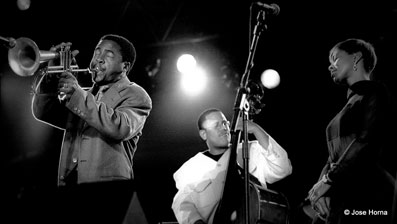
122, 62, 131, 73
199, 129, 207, 141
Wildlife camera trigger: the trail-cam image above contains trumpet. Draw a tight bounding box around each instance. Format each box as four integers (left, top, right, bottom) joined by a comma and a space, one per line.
1, 36, 91, 77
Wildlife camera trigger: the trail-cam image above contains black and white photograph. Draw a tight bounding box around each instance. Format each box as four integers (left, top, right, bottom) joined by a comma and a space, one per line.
1, 0, 396, 223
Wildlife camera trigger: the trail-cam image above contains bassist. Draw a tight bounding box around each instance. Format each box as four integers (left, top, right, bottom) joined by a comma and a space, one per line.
171, 108, 292, 224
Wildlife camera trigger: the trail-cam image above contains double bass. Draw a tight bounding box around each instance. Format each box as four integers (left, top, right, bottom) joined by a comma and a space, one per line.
213, 4, 288, 224
212, 83, 289, 224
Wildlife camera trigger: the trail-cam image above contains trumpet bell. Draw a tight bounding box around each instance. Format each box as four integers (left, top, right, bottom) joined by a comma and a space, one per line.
8, 37, 39, 77
8, 37, 57, 77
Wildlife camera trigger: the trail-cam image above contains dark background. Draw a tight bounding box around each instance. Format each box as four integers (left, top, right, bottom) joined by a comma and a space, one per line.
1, 0, 397, 223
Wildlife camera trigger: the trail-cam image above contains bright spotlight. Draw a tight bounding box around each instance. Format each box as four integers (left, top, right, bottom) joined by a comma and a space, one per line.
180, 67, 207, 96
17, 0, 31, 10
177, 54, 197, 74
260, 69, 280, 89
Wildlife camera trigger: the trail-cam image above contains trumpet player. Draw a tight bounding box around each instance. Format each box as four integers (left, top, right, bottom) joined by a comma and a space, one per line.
31, 34, 152, 224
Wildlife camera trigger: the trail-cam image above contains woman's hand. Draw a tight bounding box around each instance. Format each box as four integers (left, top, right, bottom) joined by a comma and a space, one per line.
308, 179, 331, 220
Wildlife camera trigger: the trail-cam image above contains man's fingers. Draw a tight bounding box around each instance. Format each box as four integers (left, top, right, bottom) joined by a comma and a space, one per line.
316, 197, 330, 217
50, 42, 72, 51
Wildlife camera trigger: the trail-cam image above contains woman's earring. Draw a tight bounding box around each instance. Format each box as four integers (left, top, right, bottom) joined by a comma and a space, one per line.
353, 63, 357, 71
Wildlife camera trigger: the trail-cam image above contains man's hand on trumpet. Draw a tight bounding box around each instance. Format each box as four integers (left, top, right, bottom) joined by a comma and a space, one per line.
48, 42, 72, 67
58, 72, 81, 101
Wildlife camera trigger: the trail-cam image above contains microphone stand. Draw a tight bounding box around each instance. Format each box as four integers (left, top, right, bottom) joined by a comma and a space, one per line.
228, 9, 268, 224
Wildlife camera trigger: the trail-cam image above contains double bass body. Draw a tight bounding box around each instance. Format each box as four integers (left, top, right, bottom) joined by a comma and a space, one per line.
231, 181, 289, 224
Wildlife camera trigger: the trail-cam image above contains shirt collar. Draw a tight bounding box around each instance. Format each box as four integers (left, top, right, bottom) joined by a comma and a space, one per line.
347, 80, 376, 99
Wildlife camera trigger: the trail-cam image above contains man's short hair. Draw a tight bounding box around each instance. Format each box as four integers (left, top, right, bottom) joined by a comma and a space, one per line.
197, 108, 222, 130
100, 34, 136, 74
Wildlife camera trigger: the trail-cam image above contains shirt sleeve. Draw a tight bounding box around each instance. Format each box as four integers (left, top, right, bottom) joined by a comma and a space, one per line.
171, 153, 222, 224
172, 184, 205, 224
238, 137, 292, 186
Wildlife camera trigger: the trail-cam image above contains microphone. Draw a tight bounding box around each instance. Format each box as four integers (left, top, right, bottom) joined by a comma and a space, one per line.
254, 2, 280, 15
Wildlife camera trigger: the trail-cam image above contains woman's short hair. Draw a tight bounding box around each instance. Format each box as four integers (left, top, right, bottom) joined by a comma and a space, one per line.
332, 38, 377, 74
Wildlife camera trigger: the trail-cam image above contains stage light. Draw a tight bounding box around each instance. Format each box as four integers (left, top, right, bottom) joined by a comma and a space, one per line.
177, 54, 197, 74
180, 66, 207, 96
17, 0, 31, 10
260, 69, 280, 89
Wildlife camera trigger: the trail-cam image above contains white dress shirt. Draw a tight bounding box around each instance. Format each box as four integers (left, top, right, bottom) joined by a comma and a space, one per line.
172, 137, 292, 224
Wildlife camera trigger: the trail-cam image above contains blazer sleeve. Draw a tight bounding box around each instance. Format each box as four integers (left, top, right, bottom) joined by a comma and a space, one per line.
65, 82, 152, 141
